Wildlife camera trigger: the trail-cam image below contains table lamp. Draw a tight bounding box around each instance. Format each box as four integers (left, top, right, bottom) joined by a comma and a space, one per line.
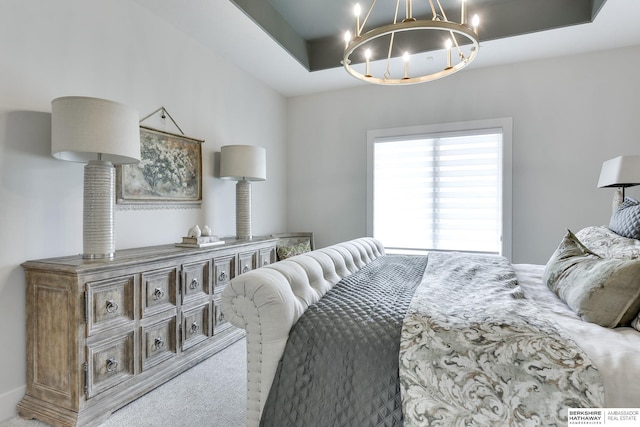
51, 96, 141, 259
220, 145, 266, 239
597, 155, 640, 213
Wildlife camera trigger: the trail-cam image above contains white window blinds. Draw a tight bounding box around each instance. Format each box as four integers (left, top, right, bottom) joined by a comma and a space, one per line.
373, 129, 503, 254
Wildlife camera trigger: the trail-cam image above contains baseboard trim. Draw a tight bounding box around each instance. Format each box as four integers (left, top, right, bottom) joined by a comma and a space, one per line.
0, 385, 26, 423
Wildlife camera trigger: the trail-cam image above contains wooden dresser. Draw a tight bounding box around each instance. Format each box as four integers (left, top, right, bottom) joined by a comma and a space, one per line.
18, 237, 277, 427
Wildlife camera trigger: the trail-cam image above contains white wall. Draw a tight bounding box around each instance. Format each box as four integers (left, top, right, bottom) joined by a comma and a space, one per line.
287, 45, 640, 264
0, 0, 287, 420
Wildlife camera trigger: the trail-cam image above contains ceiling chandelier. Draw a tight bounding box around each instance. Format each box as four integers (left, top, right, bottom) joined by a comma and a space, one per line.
342, 0, 480, 85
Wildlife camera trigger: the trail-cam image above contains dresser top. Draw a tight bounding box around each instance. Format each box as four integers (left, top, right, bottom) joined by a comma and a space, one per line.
22, 236, 277, 274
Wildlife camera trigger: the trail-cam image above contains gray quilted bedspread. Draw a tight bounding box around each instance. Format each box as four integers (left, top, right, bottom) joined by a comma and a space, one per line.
260, 255, 428, 427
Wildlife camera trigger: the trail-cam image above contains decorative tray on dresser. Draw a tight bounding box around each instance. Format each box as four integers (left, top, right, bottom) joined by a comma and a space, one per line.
18, 237, 277, 427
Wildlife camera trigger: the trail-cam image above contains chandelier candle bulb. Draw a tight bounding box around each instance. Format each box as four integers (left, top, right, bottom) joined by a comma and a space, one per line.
354, 4, 361, 36
403, 52, 410, 79
445, 39, 453, 69
472, 14, 479, 33
365, 48, 372, 77
406, 0, 413, 21
461, 0, 466, 24
344, 31, 351, 48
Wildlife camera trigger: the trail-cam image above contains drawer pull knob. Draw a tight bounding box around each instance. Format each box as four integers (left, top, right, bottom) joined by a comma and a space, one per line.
153, 288, 165, 300
190, 322, 200, 334
242, 265, 250, 273
218, 312, 225, 322
105, 300, 119, 313
190, 278, 200, 290
218, 271, 228, 282
154, 337, 165, 351
263, 260, 269, 266
106, 357, 119, 372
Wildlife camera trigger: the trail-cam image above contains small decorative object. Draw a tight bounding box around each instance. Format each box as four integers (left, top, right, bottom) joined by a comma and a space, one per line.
178, 224, 223, 248
188, 225, 202, 238
176, 233, 224, 248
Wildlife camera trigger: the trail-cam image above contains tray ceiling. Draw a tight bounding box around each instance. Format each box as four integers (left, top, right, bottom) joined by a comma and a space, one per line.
132, 0, 640, 96
231, 0, 607, 71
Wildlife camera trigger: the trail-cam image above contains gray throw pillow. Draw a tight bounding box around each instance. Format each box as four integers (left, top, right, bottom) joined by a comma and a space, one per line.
543, 229, 640, 328
609, 197, 640, 239
633, 313, 640, 332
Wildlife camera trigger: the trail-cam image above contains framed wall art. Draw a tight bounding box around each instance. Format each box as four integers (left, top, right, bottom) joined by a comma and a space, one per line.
116, 126, 203, 209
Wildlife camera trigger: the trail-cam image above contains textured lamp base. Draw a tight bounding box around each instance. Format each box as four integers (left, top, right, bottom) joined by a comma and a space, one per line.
236, 179, 252, 239
612, 187, 624, 213
83, 160, 116, 259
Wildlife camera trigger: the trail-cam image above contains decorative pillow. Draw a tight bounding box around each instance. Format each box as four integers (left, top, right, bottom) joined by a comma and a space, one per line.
277, 241, 311, 260
609, 197, 640, 239
633, 313, 640, 332
576, 225, 640, 259
543, 229, 640, 328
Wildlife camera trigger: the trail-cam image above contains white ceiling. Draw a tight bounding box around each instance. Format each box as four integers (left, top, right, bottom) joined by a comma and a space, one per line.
133, 0, 640, 97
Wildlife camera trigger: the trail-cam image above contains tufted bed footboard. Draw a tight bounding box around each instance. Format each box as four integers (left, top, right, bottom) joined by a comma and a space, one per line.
221, 237, 385, 427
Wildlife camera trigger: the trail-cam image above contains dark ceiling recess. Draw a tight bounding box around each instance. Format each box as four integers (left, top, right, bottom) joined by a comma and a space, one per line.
230, 0, 607, 72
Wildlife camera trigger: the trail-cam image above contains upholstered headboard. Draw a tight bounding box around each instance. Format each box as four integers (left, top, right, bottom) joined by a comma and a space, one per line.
221, 237, 385, 427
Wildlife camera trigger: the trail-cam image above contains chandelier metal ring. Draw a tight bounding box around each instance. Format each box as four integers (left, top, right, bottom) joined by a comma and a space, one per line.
343, 19, 479, 85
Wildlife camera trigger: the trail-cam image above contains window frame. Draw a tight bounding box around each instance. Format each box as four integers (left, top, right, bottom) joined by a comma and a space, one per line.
366, 118, 513, 260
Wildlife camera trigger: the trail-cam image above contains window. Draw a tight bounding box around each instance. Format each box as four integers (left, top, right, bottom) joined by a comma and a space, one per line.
367, 118, 512, 258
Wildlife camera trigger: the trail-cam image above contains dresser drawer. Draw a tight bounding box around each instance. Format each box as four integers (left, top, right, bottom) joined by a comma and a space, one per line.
86, 330, 136, 399
259, 246, 276, 268
213, 255, 235, 295
180, 303, 210, 351
141, 316, 177, 371
213, 299, 232, 335
86, 275, 136, 336
181, 260, 210, 304
141, 267, 177, 318
238, 251, 257, 275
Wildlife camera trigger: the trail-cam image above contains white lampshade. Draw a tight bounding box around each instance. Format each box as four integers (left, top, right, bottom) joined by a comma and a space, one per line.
597, 155, 640, 188
52, 96, 141, 164
220, 145, 266, 181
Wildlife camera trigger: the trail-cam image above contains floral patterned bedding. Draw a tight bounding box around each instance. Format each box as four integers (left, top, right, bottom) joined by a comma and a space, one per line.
576, 225, 640, 259
400, 252, 604, 427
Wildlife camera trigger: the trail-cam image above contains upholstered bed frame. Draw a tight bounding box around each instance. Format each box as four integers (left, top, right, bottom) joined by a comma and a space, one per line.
221, 237, 385, 426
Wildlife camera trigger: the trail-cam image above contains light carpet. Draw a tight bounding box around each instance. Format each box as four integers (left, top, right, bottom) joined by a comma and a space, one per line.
1, 338, 247, 427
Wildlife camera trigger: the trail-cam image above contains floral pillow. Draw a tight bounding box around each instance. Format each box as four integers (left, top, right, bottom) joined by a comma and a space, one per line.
277, 241, 311, 260
544, 229, 640, 328
576, 225, 640, 259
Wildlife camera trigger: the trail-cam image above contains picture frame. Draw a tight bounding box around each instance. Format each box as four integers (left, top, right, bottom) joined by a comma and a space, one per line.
116, 126, 203, 209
